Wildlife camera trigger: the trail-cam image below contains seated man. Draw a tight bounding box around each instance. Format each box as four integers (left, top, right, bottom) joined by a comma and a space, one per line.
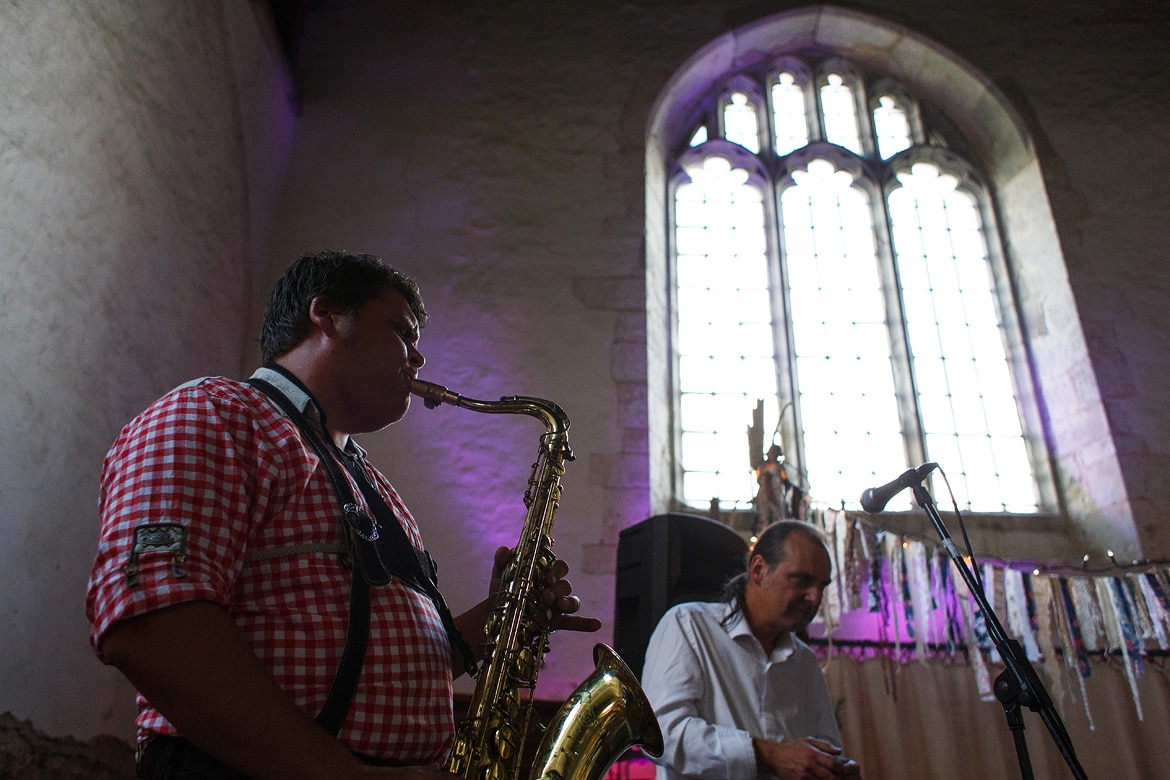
642, 520, 861, 780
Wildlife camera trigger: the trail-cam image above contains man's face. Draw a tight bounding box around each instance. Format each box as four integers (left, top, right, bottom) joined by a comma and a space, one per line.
750, 531, 833, 636
331, 287, 424, 434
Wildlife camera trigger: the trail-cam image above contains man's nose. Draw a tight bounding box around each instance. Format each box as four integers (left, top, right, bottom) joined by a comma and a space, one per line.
409, 344, 425, 368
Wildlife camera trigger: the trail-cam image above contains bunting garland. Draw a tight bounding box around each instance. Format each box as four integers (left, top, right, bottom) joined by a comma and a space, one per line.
1031, 578, 1064, 712
806, 507, 1170, 725
1100, 578, 1143, 720
1138, 575, 1168, 648
906, 540, 932, 661
957, 570, 995, 701
1053, 578, 1096, 730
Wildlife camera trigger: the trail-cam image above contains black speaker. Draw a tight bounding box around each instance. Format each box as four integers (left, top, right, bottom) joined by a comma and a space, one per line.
613, 513, 750, 679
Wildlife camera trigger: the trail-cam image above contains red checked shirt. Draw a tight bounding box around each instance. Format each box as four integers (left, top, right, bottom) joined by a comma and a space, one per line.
86, 367, 455, 765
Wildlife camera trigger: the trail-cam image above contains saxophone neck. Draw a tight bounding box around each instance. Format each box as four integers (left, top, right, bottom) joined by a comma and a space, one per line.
410, 378, 573, 459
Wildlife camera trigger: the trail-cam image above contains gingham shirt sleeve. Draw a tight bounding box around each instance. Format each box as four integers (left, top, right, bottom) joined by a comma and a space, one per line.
86, 380, 266, 657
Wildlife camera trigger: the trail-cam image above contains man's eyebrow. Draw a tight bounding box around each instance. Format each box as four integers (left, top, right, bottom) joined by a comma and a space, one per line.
395, 314, 420, 342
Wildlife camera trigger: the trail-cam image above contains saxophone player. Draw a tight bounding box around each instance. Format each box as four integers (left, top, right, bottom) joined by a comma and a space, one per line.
87, 250, 600, 779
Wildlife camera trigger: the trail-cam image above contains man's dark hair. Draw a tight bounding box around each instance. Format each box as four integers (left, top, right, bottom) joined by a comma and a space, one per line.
720, 520, 828, 626
260, 250, 428, 364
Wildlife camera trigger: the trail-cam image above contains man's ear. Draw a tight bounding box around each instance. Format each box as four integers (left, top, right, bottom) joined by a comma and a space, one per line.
747, 553, 768, 585
307, 295, 345, 339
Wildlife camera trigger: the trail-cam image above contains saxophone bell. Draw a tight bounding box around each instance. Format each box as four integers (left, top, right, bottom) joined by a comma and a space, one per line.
529, 643, 664, 780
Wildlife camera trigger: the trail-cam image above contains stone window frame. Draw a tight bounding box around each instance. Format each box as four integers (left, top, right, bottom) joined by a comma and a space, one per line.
644, 6, 1133, 559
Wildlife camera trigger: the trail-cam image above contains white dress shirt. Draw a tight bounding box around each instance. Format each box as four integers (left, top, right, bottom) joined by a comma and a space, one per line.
641, 600, 841, 779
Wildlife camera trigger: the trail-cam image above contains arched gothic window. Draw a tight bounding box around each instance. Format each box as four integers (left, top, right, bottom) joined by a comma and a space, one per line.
669, 57, 1051, 515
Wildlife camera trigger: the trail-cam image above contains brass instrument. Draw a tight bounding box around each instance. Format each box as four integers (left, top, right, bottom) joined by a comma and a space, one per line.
410, 379, 664, 780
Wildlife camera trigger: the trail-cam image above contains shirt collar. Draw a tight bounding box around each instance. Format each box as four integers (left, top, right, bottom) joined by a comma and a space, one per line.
721, 599, 797, 662
249, 365, 366, 458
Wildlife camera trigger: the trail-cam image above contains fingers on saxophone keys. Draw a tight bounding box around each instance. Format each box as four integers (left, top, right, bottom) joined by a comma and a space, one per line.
536, 592, 579, 631
545, 557, 569, 582
545, 593, 600, 634
542, 579, 574, 608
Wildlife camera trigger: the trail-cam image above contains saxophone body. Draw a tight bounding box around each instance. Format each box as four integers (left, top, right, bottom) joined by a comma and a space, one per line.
410, 379, 663, 780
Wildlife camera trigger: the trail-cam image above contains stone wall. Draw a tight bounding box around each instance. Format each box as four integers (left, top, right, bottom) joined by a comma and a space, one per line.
0, 714, 133, 780
1, 0, 1167, 762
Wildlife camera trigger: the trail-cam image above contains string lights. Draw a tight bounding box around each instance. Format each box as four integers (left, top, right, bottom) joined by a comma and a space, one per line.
842, 508, 1170, 578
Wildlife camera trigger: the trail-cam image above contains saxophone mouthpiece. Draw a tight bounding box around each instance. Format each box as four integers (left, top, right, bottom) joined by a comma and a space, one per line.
410, 378, 457, 409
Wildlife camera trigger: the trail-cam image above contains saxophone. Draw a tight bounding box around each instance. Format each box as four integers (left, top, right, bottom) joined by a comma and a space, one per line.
410, 379, 664, 780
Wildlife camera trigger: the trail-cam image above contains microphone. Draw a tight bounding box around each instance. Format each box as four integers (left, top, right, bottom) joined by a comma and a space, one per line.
860, 462, 938, 513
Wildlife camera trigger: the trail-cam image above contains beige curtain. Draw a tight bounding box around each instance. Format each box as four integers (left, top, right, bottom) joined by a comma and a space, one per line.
825, 654, 1169, 779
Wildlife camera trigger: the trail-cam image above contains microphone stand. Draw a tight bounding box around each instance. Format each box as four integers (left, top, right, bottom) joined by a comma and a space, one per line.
908, 480, 1087, 780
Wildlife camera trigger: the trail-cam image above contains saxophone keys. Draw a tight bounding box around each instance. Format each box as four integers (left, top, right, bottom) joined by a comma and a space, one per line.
501, 686, 521, 718
538, 538, 555, 564
448, 738, 471, 764
485, 608, 504, 638
492, 722, 521, 761
483, 762, 508, 780
513, 646, 537, 681
502, 555, 518, 582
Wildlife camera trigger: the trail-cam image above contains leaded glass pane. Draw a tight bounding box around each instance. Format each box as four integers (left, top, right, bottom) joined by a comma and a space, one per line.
772, 72, 809, 156
781, 157, 906, 504
723, 92, 761, 153
873, 95, 912, 159
682, 469, 717, 506
674, 157, 778, 508
820, 74, 863, 154
888, 161, 1037, 512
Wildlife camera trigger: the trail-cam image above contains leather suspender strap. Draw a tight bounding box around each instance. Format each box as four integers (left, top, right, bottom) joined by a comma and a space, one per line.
334, 455, 480, 678
247, 375, 478, 736
248, 377, 374, 735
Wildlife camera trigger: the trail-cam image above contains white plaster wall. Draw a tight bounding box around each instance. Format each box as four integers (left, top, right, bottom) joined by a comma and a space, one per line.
0, 1, 293, 741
